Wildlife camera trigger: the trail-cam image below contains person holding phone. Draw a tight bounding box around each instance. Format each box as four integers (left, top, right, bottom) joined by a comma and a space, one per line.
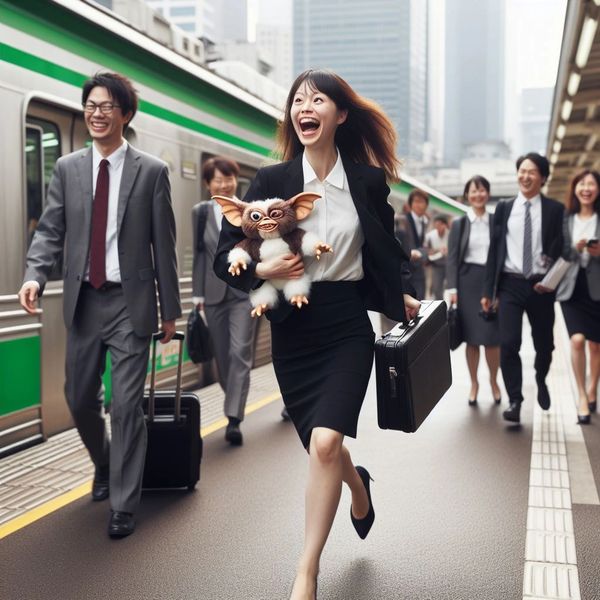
556, 170, 600, 423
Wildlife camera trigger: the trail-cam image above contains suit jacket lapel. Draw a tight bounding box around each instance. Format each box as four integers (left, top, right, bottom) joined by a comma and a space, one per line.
117, 146, 141, 234
74, 148, 93, 230
283, 155, 304, 198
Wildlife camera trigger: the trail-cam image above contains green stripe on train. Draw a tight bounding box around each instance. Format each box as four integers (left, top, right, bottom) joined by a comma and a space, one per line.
0, 336, 40, 415
0, 0, 276, 153
392, 181, 465, 216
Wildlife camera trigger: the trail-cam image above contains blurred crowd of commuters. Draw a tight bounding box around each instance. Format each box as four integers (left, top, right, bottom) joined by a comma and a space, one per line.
393, 153, 600, 425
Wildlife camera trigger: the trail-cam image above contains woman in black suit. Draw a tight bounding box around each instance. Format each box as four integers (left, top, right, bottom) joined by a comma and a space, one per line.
556, 169, 600, 424
215, 69, 419, 599
446, 176, 501, 406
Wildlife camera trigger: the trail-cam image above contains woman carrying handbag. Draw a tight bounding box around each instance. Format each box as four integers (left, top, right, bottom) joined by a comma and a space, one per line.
214, 69, 419, 600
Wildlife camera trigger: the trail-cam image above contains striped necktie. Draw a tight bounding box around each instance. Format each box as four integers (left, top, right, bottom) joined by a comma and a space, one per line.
522, 201, 533, 279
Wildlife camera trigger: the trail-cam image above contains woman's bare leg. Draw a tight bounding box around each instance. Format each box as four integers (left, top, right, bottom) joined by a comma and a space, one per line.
465, 344, 480, 401
484, 346, 501, 399
570, 334, 589, 415
587, 341, 600, 405
290, 427, 344, 600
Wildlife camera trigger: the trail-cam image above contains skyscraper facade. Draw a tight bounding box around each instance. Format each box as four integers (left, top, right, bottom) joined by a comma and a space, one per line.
145, 0, 217, 41
293, 0, 428, 162
442, 0, 505, 166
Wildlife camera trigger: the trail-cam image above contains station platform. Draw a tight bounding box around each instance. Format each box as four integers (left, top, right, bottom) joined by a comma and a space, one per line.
1, 312, 599, 600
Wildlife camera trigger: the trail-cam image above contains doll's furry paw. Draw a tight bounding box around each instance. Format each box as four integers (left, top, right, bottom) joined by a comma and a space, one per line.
290, 295, 309, 309
251, 304, 269, 318
228, 260, 247, 276
314, 243, 333, 260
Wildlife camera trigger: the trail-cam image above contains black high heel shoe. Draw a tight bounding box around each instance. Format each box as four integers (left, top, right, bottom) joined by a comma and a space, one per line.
468, 398, 477, 406
351, 466, 375, 540
577, 414, 591, 425
589, 401, 597, 413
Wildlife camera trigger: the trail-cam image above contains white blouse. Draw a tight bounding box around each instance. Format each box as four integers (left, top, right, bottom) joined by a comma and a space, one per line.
300, 151, 364, 282
463, 208, 491, 265
573, 213, 598, 269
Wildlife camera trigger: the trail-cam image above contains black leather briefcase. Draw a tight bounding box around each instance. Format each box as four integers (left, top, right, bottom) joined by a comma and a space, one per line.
375, 300, 452, 432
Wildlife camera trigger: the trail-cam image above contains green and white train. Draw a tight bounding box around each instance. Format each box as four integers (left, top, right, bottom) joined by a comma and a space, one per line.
0, 0, 464, 457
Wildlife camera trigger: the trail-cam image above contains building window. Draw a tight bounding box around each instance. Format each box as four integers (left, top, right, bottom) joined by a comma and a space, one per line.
170, 6, 195, 17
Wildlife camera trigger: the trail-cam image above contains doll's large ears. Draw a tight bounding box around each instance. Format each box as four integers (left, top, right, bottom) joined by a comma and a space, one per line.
212, 195, 246, 227
288, 192, 321, 221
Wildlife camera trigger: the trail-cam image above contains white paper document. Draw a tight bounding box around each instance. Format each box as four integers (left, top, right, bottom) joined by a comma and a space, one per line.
539, 257, 572, 290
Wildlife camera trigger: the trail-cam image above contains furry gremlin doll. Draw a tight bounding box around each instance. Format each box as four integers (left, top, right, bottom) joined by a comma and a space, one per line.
213, 193, 333, 317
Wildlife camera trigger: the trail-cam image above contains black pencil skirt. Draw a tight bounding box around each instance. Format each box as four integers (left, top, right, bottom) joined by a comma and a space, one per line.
270, 281, 375, 448
561, 268, 600, 343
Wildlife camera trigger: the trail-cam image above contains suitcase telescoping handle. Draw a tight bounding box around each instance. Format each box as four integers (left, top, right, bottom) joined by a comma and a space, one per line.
148, 331, 185, 423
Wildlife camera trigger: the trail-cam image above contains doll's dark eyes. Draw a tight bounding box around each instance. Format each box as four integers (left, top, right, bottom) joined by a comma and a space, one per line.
269, 209, 283, 219
250, 211, 263, 222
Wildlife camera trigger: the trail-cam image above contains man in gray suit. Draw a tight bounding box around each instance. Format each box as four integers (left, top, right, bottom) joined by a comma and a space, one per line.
18, 72, 181, 538
192, 157, 255, 445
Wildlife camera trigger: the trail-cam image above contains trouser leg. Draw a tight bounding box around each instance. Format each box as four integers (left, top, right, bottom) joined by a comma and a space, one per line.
65, 291, 109, 469
103, 292, 150, 514
205, 303, 230, 395
498, 278, 526, 403
223, 299, 256, 421
526, 291, 555, 382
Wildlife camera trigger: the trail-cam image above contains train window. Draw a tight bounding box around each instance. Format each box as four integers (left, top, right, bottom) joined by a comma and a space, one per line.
25, 118, 63, 280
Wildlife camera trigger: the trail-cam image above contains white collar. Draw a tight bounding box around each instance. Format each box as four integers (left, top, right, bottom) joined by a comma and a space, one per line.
516, 191, 541, 207
92, 139, 128, 169
412, 211, 427, 223
467, 207, 489, 223
302, 150, 345, 189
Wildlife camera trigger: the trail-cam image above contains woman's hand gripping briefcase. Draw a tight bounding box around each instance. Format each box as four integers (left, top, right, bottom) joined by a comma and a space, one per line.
375, 300, 452, 432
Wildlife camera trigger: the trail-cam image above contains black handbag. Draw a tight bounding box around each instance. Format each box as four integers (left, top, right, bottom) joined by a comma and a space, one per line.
186, 308, 214, 363
447, 305, 463, 351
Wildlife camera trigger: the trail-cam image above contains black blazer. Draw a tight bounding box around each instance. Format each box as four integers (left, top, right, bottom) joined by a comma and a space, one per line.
213, 154, 415, 323
483, 195, 564, 299
395, 213, 428, 284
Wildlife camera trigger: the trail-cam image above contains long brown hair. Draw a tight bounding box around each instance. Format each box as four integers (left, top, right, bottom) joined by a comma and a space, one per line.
566, 169, 600, 214
277, 69, 401, 182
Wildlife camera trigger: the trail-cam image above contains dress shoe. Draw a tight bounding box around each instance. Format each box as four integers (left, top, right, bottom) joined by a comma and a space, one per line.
577, 414, 591, 425
225, 422, 243, 446
281, 406, 291, 421
468, 398, 477, 407
536, 379, 551, 410
108, 511, 135, 538
91, 465, 109, 501
351, 466, 375, 540
493, 396, 502, 405
589, 401, 597, 413
503, 402, 521, 423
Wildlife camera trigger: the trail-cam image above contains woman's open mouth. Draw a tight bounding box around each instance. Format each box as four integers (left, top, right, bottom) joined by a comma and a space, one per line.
299, 118, 320, 135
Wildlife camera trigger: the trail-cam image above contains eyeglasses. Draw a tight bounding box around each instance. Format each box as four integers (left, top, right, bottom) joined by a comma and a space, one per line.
83, 102, 121, 114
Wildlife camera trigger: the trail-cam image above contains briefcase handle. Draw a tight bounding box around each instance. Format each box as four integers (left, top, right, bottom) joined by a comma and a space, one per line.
148, 331, 185, 423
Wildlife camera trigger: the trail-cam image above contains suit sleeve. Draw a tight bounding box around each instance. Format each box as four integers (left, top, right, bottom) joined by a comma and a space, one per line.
151, 165, 182, 322
445, 217, 462, 290
23, 160, 67, 295
483, 203, 501, 299
213, 168, 265, 292
191, 204, 206, 297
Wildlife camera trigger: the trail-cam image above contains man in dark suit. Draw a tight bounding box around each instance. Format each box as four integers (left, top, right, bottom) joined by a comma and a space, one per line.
482, 153, 564, 423
395, 189, 430, 299
18, 72, 181, 537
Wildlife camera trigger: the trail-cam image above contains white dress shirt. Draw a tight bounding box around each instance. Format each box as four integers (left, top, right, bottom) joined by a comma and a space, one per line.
301, 150, 364, 282
573, 213, 598, 269
425, 228, 448, 262
412, 211, 428, 243
85, 140, 128, 282
504, 192, 545, 276
464, 208, 490, 265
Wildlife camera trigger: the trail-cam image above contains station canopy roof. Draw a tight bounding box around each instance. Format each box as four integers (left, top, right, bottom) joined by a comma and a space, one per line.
547, 0, 600, 200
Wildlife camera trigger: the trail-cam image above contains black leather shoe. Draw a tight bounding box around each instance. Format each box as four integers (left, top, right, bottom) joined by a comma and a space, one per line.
536, 379, 551, 410
468, 398, 477, 406
589, 401, 597, 413
108, 511, 135, 538
577, 414, 591, 425
503, 402, 521, 423
351, 466, 375, 540
91, 465, 109, 501
225, 422, 243, 446
281, 407, 291, 421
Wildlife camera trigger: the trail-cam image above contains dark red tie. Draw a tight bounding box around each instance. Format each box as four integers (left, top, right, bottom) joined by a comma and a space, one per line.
89, 159, 109, 289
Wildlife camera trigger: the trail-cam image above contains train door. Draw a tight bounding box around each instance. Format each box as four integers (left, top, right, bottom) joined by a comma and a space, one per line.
24, 101, 76, 439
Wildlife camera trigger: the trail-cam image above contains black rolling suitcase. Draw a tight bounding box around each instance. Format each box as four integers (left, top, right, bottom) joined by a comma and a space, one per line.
142, 332, 202, 490
375, 300, 452, 433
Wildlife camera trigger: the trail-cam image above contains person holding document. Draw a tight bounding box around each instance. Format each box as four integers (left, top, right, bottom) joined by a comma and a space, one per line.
556, 170, 600, 424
